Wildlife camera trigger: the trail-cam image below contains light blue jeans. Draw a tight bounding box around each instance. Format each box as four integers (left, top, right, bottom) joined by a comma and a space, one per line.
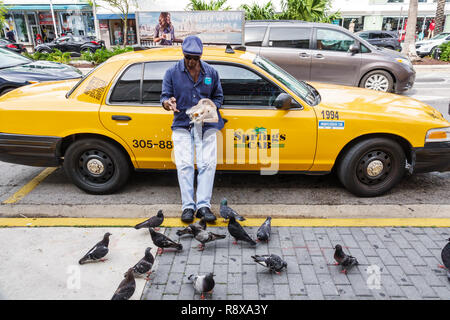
172, 125, 218, 211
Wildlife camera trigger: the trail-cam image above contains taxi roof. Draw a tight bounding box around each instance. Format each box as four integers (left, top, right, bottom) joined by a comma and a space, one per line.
107, 46, 256, 64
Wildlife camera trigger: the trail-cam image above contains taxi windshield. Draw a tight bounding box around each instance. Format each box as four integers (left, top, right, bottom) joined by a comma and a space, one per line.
253, 55, 320, 106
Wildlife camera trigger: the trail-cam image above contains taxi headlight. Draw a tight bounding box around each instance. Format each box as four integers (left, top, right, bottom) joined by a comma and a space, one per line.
425, 127, 450, 143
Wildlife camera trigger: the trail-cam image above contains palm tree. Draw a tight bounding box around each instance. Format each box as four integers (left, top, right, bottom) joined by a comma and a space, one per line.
186, 0, 231, 11
401, 0, 419, 61
0, 1, 7, 29
240, 1, 278, 20
435, 0, 446, 35
278, 0, 340, 23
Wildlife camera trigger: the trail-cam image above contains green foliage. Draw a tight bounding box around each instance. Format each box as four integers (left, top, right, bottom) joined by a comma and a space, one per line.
239, 1, 278, 20
0, 0, 8, 27
186, 0, 231, 10
438, 42, 450, 62
81, 46, 133, 64
24, 49, 71, 64
279, 0, 340, 22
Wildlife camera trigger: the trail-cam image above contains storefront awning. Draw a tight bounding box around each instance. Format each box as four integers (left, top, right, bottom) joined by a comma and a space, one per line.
96, 13, 135, 20
8, 4, 91, 11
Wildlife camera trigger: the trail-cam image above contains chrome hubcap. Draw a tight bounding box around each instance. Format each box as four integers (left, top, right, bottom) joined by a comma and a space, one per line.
367, 160, 384, 177
86, 159, 105, 175
365, 74, 389, 92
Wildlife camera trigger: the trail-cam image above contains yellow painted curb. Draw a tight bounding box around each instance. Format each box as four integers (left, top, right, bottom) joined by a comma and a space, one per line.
2, 167, 57, 204
1, 218, 450, 227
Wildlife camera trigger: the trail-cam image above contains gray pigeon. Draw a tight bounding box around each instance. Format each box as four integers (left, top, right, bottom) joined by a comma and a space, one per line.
129, 247, 154, 280
252, 254, 287, 274
220, 198, 245, 222
190, 224, 226, 250
134, 210, 164, 231
112, 268, 136, 300
149, 227, 183, 254
176, 218, 207, 237
228, 216, 256, 246
333, 244, 358, 274
256, 216, 272, 242
439, 238, 450, 281
188, 272, 215, 300
79, 232, 111, 264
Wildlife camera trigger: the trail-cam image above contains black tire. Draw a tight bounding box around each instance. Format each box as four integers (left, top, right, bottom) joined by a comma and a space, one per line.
385, 46, 394, 50
81, 47, 95, 54
337, 138, 406, 197
63, 138, 131, 194
360, 70, 394, 93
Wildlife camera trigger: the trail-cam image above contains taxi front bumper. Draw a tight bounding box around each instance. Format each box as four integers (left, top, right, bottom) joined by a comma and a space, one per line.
413, 141, 450, 173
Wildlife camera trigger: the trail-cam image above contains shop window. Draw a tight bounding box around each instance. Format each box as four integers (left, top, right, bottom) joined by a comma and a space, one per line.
13, 13, 29, 43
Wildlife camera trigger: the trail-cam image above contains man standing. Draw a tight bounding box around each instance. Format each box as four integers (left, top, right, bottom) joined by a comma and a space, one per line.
6, 28, 15, 42
160, 36, 224, 223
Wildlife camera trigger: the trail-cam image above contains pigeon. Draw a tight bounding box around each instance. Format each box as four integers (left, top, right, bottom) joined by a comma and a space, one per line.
134, 210, 164, 231
129, 247, 154, 280
251, 254, 287, 274
78, 232, 111, 265
188, 272, 215, 300
149, 227, 183, 254
256, 216, 272, 242
112, 268, 136, 300
333, 244, 359, 274
176, 218, 207, 237
190, 224, 226, 251
220, 198, 245, 222
227, 216, 256, 246
439, 237, 450, 281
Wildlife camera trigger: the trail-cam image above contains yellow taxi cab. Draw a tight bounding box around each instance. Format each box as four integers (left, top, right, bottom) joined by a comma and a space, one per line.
0, 46, 449, 197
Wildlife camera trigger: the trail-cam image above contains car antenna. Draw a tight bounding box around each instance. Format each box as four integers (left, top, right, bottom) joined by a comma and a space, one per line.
225, 43, 234, 54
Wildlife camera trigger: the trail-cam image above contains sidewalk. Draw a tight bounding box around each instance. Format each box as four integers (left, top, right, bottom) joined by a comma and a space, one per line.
143, 225, 450, 300
1, 223, 448, 300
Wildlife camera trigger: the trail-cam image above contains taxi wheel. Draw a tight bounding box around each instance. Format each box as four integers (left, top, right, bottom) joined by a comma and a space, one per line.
337, 138, 406, 197
360, 70, 394, 93
63, 138, 130, 194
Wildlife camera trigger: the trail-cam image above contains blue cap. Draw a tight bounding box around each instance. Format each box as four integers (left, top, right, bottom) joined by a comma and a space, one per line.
182, 36, 203, 56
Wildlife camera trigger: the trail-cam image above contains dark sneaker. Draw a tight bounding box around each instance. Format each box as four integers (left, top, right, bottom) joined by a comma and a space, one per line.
196, 207, 217, 223
181, 208, 195, 223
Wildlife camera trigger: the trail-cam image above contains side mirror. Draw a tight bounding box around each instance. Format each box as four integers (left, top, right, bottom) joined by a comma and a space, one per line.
274, 93, 293, 110
349, 44, 360, 54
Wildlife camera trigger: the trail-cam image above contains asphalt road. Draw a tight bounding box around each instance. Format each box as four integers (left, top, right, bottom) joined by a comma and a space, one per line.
0, 67, 449, 218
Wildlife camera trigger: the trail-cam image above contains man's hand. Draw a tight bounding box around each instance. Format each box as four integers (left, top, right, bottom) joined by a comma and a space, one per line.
163, 97, 179, 112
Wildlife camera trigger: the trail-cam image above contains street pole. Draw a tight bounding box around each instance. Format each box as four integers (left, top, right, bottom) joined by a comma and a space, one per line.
49, 0, 59, 38
92, 0, 101, 40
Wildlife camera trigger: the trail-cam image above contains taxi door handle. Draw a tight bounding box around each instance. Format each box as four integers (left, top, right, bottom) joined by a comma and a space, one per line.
112, 115, 132, 121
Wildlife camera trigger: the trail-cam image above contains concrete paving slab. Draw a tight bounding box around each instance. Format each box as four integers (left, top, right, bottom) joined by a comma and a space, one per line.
0, 227, 158, 300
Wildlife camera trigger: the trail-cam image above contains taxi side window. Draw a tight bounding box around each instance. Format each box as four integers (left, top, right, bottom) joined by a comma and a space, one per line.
211, 63, 283, 109
109, 63, 142, 103
142, 61, 176, 104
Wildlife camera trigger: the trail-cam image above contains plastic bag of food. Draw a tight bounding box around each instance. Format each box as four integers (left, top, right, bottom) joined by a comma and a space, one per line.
186, 98, 218, 124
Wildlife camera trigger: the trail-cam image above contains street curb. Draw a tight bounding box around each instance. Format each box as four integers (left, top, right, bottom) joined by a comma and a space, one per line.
414, 65, 450, 70
1, 204, 449, 219
2, 217, 450, 227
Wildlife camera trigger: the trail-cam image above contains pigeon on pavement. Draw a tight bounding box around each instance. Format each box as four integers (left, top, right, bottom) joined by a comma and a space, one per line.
112, 268, 136, 300
188, 272, 215, 300
256, 216, 272, 242
129, 247, 154, 280
176, 218, 207, 237
251, 254, 287, 274
78, 232, 111, 265
134, 210, 164, 231
333, 244, 358, 274
190, 224, 226, 250
439, 237, 450, 281
149, 227, 183, 254
228, 216, 256, 246
220, 198, 245, 222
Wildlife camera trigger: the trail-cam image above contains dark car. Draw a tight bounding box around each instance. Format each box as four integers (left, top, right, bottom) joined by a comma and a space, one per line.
0, 39, 27, 54
0, 48, 82, 95
245, 21, 415, 93
34, 35, 104, 54
355, 30, 402, 51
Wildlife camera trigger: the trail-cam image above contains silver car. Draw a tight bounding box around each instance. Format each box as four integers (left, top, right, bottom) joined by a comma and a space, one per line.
415, 32, 450, 57
245, 21, 416, 93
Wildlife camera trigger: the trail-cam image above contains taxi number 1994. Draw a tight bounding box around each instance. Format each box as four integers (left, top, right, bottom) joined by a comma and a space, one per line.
321, 110, 339, 120
132, 139, 173, 149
